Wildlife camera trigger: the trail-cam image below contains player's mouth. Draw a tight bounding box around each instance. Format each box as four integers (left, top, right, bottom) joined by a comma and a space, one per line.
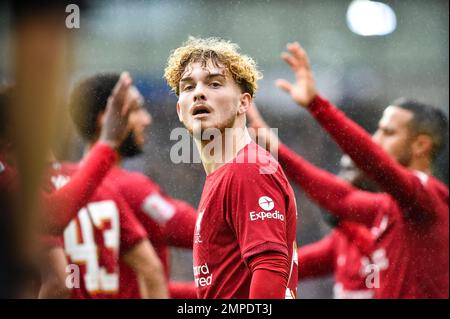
191, 104, 212, 119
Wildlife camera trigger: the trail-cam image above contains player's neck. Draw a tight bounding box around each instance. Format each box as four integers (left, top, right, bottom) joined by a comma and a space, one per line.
195, 126, 252, 175
408, 157, 433, 176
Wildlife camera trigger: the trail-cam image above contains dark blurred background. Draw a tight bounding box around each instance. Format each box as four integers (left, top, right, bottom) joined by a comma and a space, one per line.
0, 0, 448, 298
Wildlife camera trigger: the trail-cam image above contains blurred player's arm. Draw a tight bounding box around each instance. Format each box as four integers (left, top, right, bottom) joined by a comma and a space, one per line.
297, 233, 336, 280
276, 42, 436, 219
118, 194, 168, 299
277, 143, 383, 225
163, 199, 197, 248
122, 239, 168, 299
248, 104, 382, 226
42, 142, 117, 234
38, 245, 71, 299
125, 174, 197, 248
308, 97, 437, 218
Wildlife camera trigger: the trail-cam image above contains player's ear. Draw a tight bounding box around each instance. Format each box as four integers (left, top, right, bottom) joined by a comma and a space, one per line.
412, 134, 433, 159
176, 102, 183, 122
238, 93, 252, 115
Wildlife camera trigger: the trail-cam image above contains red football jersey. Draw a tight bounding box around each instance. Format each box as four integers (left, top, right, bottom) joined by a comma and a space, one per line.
366, 177, 449, 299
299, 226, 375, 299
49, 163, 147, 299
107, 167, 197, 298
193, 142, 298, 299
305, 95, 449, 298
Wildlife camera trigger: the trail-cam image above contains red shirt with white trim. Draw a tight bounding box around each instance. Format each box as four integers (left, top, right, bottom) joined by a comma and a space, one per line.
303, 95, 449, 298
107, 167, 197, 298
48, 163, 147, 299
298, 225, 375, 299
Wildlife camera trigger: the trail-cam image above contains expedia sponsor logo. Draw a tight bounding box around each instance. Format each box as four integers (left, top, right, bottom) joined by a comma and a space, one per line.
259, 196, 275, 211
250, 210, 284, 221
193, 263, 212, 287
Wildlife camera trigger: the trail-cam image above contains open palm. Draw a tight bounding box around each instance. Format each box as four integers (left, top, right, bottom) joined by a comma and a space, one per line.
276, 42, 317, 108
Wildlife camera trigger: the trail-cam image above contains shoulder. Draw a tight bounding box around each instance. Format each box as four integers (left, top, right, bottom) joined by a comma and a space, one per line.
226, 142, 283, 180
427, 175, 449, 204
409, 171, 449, 203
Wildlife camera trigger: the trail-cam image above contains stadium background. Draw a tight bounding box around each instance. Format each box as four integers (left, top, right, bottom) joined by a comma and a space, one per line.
0, 0, 448, 298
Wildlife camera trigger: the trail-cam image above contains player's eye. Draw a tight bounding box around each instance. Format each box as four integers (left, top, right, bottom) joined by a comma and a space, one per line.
182, 84, 194, 91
209, 82, 222, 88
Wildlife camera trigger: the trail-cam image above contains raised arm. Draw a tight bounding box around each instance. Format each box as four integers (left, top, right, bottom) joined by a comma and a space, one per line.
247, 103, 383, 226
276, 42, 439, 218
42, 142, 117, 234
278, 143, 383, 226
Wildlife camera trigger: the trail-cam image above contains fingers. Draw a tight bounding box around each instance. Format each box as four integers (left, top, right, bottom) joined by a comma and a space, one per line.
113, 72, 132, 95
275, 79, 293, 94
110, 72, 132, 111
281, 52, 300, 70
287, 42, 311, 70
280, 42, 311, 77
122, 93, 138, 118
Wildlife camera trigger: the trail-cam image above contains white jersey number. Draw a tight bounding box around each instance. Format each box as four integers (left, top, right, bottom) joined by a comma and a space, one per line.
64, 200, 120, 293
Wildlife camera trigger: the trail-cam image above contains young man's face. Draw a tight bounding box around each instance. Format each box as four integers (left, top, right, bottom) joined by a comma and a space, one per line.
372, 105, 415, 166
176, 61, 246, 135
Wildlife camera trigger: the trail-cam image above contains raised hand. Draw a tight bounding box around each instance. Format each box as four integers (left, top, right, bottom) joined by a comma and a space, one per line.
99, 72, 135, 149
276, 42, 317, 108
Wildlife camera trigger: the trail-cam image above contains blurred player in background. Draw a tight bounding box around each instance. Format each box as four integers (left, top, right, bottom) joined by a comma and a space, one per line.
164, 37, 298, 299
47, 73, 168, 299
1, 76, 160, 298
273, 41, 448, 298
38, 75, 133, 298
68, 72, 197, 298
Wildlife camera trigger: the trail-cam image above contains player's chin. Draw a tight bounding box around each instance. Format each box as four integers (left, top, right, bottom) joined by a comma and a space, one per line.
191, 118, 215, 133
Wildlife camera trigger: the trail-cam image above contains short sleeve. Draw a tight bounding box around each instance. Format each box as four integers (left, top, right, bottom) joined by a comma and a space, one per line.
225, 164, 289, 264
115, 194, 148, 253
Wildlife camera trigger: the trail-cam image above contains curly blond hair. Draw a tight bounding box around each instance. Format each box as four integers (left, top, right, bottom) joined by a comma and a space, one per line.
164, 37, 262, 97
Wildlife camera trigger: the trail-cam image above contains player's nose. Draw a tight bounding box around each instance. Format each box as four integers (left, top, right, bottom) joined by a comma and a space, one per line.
193, 83, 207, 102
